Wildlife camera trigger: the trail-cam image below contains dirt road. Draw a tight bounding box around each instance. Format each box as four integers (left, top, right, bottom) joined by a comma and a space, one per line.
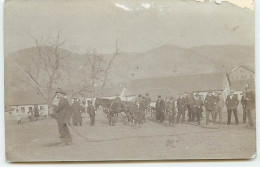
5, 109, 256, 162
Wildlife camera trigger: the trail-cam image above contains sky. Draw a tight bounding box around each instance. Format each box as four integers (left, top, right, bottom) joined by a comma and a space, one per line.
4, 0, 254, 55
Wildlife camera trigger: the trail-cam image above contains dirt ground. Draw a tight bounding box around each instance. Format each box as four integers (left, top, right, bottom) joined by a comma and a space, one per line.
5, 108, 256, 162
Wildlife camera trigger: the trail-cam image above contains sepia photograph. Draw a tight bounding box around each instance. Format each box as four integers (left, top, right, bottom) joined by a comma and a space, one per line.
4, 0, 256, 162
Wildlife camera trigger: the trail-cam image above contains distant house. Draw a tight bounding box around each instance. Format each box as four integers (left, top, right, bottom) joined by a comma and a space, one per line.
229, 65, 255, 81
5, 90, 48, 116
228, 65, 255, 97
125, 72, 231, 101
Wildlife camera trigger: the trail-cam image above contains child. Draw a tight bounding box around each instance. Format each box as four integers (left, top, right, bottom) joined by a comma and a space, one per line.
28, 110, 33, 122
16, 110, 22, 125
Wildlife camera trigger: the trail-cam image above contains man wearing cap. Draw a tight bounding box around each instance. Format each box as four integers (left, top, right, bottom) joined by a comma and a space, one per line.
165, 97, 176, 126
226, 90, 239, 125
204, 90, 217, 125
145, 93, 152, 115
244, 87, 255, 127
139, 97, 147, 123
71, 98, 82, 126
55, 88, 72, 145
240, 90, 247, 124
185, 92, 195, 122
216, 93, 225, 124
155, 95, 165, 123
176, 93, 186, 124
87, 100, 96, 126
193, 94, 201, 125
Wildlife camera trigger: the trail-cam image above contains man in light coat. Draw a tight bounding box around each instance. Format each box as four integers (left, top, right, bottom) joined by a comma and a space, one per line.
216, 92, 225, 124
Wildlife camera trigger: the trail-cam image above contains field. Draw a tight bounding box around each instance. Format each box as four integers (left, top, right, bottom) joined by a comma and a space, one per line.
5, 108, 256, 162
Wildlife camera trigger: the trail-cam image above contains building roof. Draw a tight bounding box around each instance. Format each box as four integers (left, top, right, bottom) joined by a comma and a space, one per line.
5, 90, 48, 106
125, 73, 230, 99
231, 65, 255, 73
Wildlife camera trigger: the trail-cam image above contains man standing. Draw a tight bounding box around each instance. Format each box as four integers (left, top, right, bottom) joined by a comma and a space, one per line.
139, 97, 147, 123
71, 98, 82, 126
87, 101, 96, 126
55, 88, 72, 145
241, 90, 247, 124
145, 93, 152, 115
204, 90, 217, 125
155, 95, 165, 123
226, 90, 239, 125
166, 97, 176, 126
176, 93, 186, 124
245, 87, 255, 127
34, 105, 39, 120
193, 94, 201, 125
185, 92, 194, 121
109, 97, 121, 126
216, 92, 225, 124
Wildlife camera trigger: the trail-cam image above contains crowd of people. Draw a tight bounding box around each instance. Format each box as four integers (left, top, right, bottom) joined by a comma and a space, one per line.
151, 88, 255, 127
49, 87, 256, 145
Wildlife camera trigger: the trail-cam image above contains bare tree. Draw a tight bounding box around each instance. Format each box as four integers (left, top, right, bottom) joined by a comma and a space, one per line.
79, 40, 119, 100
24, 29, 70, 104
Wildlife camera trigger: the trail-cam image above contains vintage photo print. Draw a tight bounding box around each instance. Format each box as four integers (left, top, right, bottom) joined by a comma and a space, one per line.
4, 0, 255, 162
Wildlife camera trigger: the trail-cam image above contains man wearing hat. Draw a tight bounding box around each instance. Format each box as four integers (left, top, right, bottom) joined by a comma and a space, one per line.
34, 105, 39, 120
226, 90, 239, 125
87, 100, 96, 126
185, 92, 195, 122
155, 95, 165, 123
215, 92, 225, 124
165, 97, 176, 126
55, 88, 72, 145
176, 93, 187, 124
204, 90, 217, 125
145, 93, 152, 116
71, 98, 82, 126
193, 93, 202, 125
240, 90, 247, 124
139, 96, 147, 123
244, 87, 255, 127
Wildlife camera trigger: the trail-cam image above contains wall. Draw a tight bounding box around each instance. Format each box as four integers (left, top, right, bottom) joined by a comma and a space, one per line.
9, 104, 48, 116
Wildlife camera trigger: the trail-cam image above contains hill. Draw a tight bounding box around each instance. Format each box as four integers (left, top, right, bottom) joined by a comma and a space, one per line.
4, 44, 255, 92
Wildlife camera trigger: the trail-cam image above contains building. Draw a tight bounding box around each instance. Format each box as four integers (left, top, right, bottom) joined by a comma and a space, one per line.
5, 90, 48, 116
125, 72, 231, 101
229, 65, 255, 81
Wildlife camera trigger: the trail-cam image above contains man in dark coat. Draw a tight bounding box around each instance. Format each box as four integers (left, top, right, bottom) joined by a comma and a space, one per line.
109, 97, 122, 126
87, 100, 96, 126
145, 93, 152, 115
155, 95, 165, 123
55, 88, 72, 145
176, 93, 186, 124
71, 98, 82, 126
165, 97, 176, 126
226, 90, 239, 125
186, 92, 195, 121
34, 105, 39, 120
193, 94, 201, 125
139, 97, 147, 123
245, 88, 255, 127
241, 91, 247, 124
204, 90, 217, 125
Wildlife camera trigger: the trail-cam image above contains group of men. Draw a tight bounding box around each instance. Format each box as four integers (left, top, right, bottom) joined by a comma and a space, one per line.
53, 87, 255, 145
154, 88, 255, 127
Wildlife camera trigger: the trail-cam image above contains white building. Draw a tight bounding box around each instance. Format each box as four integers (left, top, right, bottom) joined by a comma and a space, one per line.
5, 90, 49, 117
